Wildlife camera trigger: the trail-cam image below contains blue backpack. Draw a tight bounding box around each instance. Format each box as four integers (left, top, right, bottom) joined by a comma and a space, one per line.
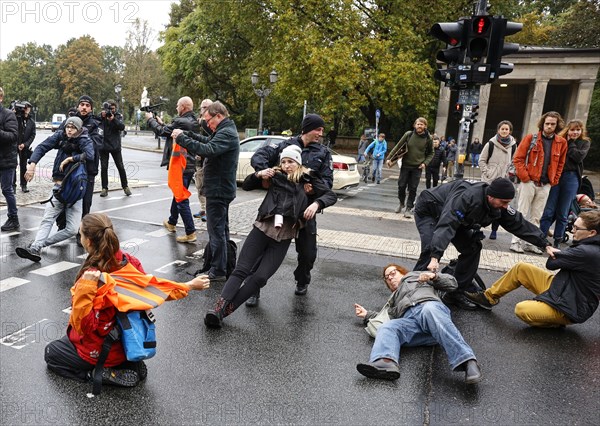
42, 160, 88, 207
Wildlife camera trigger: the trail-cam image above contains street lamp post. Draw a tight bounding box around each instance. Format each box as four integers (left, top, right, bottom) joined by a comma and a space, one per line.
114, 84, 122, 112
251, 70, 278, 133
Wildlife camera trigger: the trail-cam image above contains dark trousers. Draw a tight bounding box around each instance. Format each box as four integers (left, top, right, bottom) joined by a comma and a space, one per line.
205, 197, 232, 276
414, 208, 482, 292
168, 172, 195, 235
1, 168, 18, 218
100, 150, 128, 189
45, 335, 94, 382
398, 167, 422, 209
17, 149, 30, 187
294, 219, 318, 286
221, 226, 291, 309
425, 166, 439, 189
82, 175, 95, 217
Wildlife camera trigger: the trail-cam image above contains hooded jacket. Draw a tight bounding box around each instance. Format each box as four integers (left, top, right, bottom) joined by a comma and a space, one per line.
535, 234, 600, 323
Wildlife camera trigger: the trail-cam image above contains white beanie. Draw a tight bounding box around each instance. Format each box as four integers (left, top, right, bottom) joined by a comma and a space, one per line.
280, 145, 303, 165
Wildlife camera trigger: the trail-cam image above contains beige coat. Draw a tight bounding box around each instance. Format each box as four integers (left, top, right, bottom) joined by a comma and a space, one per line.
479, 136, 517, 183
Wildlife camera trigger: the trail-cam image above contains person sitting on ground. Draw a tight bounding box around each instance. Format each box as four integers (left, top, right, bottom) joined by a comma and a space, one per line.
44, 213, 210, 388
355, 263, 482, 384
204, 145, 336, 328
576, 194, 598, 210
15, 117, 94, 262
466, 210, 600, 328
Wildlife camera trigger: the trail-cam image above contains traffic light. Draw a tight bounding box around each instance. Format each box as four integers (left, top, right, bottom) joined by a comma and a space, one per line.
452, 103, 463, 119
430, 20, 468, 86
467, 16, 492, 63
487, 18, 523, 81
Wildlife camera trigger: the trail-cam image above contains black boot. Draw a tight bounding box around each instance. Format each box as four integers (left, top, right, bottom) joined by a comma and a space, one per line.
1, 216, 20, 232
204, 297, 233, 328
442, 291, 477, 310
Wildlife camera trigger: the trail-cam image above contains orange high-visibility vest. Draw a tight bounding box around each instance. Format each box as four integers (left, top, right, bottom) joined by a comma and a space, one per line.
168, 143, 191, 202
86, 262, 190, 312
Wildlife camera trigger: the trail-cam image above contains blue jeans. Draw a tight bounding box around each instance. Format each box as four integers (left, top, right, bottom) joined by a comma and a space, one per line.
168, 172, 195, 235
31, 195, 82, 251
369, 302, 475, 370
540, 171, 579, 242
372, 158, 383, 182
205, 197, 232, 276
471, 153, 480, 167
1, 168, 18, 218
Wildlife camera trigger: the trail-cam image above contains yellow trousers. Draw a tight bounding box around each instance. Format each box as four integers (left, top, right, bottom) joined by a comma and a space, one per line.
484, 262, 571, 328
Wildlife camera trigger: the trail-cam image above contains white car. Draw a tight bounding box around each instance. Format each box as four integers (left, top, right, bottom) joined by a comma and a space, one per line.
237, 135, 360, 191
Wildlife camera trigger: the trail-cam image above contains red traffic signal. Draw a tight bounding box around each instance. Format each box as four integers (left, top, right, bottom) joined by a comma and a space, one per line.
467, 16, 491, 63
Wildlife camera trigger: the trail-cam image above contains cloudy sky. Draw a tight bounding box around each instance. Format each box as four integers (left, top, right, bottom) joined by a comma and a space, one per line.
0, 0, 178, 59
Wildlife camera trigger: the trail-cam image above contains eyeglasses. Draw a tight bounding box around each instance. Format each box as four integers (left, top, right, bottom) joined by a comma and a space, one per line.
205, 115, 217, 123
65, 124, 77, 130
572, 224, 590, 232
384, 269, 398, 280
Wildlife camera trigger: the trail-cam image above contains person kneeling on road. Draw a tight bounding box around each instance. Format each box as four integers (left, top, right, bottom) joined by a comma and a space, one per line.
465, 211, 600, 327
355, 264, 482, 384
44, 213, 210, 388
413, 177, 552, 310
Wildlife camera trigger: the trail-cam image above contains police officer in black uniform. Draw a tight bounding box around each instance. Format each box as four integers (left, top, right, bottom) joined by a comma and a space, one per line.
414, 177, 553, 309
248, 114, 333, 304
14, 101, 36, 193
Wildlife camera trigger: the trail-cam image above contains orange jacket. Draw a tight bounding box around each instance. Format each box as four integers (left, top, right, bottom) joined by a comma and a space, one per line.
513, 132, 567, 186
168, 143, 191, 202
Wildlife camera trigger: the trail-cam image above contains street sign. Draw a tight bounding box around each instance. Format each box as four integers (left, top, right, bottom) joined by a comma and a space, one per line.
457, 87, 480, 105
375, 109, 381, 119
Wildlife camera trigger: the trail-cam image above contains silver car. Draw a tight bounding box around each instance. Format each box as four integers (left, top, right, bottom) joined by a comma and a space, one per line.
237, 135, 360, 191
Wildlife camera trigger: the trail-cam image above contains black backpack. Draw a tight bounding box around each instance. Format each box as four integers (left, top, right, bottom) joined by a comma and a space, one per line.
579, 176, 595, 201
197, 240, 237, 277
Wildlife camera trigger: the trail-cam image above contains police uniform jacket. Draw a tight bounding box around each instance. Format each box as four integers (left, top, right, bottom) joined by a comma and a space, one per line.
0, 105, 18, 170
415, 180, 549, 261
19, 115, 36, 149
536, 234, 600, 323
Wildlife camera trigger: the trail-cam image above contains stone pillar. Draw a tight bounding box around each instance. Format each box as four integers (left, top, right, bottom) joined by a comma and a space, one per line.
572, 79, 597, 124
435, 85, 451, 137
471, 84, 491, 143
524, 79, 549, 136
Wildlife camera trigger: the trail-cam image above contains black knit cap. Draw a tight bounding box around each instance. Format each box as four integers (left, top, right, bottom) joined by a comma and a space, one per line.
487, 177, 515, 199
301, 113, 325, 134
78, 95, 94, 108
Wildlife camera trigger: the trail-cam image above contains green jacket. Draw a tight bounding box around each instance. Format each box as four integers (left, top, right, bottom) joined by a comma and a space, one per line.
388, 130, 433, 168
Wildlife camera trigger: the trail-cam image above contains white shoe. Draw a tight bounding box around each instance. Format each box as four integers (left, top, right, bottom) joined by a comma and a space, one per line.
509, 242, 524, 253
403, 208, 413, 218
395, 204, 403, 213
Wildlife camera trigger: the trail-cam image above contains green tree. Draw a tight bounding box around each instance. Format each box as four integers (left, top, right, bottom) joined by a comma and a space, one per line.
55, 36, 105, 110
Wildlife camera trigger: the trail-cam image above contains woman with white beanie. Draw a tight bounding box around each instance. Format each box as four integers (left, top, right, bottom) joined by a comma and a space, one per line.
204, 145, 336, 328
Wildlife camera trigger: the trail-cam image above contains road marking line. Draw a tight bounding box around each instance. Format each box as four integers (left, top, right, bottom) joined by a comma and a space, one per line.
0, 277, 30, 293
63, 307, 72, 315
146, 229, 173, 237
154, 260, 188, 273
30, 261, 80, 276
120, 238, 149, 248
106, 193, 143, 200
95, 196, 173, 214
0, 231, 20, 239
1, 319, 48, 349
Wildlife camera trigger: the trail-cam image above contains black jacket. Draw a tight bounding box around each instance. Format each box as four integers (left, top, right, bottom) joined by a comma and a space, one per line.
428, 146, 447, 169
18, 115, 36, 149
251, 136, 334, 190
0, 105, 19, 170
175, 117, 239, 201
535, 234, 600, 323
100, 113, 125, 152
562, 138, 590, 178
415, 180, 549, 260
148, 111, 199, 174
56, 113, 102, 176
242, 170, 337, 224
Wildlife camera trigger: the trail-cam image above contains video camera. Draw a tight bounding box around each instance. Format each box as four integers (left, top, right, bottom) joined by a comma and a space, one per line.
10, 100, 27, 117
140, 103, 164, 116
102, 102, 114, 119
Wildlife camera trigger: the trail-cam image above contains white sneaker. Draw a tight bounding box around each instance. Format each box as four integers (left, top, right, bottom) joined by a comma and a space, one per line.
403, 208, 413, 218
509, 242, 524, 253
395, 204, 404, 213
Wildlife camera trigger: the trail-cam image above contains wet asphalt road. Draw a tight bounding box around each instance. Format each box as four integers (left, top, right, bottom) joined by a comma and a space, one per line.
0, 135, 598, 425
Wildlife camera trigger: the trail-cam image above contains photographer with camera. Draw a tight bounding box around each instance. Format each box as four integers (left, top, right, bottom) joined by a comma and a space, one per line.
99, 100, 130, 197
0, 87, 20, 231
12, 101, 36, 193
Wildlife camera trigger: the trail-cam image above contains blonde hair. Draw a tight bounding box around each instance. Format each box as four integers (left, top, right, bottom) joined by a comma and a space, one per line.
273, 165, 311, 183
559, 119, 590, 142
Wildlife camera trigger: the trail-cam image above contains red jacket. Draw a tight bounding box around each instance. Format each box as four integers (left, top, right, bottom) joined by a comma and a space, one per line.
513, 132, 567, 186
67, 251, 144, 367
